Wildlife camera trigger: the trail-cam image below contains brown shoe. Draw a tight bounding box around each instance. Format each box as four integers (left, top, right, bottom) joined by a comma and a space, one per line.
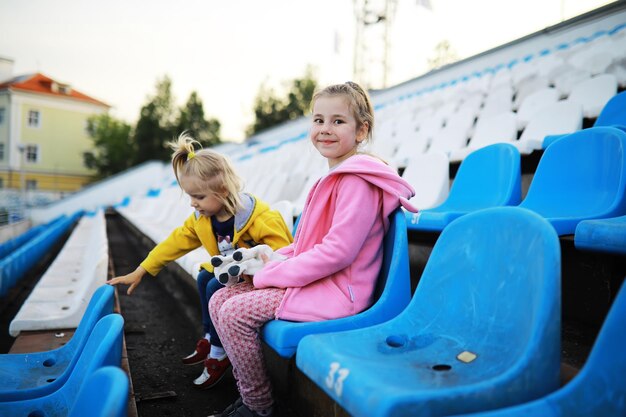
193, 355, 231, 389
182, 338, 211, 365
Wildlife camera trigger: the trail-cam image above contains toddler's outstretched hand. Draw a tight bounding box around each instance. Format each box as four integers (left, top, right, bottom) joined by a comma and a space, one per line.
107, 266, 147, 295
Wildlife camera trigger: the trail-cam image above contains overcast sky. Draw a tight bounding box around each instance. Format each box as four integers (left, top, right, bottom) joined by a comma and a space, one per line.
0, 0, 615, 141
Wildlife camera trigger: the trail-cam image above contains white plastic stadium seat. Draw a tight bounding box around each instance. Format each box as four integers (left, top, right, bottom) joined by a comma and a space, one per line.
514, 100, 583, 154
450, 111, 518, 162
401, 151, 450, 210
516, 87, 560, 129
567, 73, 618, 118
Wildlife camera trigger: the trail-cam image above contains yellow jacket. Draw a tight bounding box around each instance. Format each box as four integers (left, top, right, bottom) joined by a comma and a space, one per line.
140, 193, 293, 276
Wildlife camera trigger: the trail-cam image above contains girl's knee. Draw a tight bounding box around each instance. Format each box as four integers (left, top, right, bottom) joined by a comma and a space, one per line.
218, 298, 244, 326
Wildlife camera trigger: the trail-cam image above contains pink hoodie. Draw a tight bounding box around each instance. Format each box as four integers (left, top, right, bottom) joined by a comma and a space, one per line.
253, 154, 417, 322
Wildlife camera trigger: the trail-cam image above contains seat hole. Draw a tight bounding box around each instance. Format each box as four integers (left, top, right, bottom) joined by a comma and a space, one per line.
28, 411, 45, 417
385, 335, 407, 348
43, 358, 56, 367
46, 378, 56, 383
61, 306, 69, 310
432, 364, 452, 371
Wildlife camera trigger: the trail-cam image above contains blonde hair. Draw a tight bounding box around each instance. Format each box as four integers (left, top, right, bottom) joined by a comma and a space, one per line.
311, 81, 375, 144
169, 132, 242, 216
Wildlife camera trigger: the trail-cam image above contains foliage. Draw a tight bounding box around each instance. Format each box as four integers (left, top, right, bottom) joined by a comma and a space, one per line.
83, 113, 133, 179
246, 67, 317, 137
176, 91, 221, 148
133, 76, 177, 163
427, 40, 460, 71
84, 76, 222, 178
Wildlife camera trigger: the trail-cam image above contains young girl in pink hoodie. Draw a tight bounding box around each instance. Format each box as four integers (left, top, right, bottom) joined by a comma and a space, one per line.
208, 82, 417, 417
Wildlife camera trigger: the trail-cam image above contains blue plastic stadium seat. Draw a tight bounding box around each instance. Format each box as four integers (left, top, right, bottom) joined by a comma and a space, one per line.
0, 224, 46, 261
69, 367, 129, 417
262, 209, 411, 358
0, 285, 115, 401
543, 91, 626, 148
0, 212, 81, 297
297, 207, 561, 417
0, 314, 124, 416
574, 215, 626, 254
519, 126, 626, 235
449, 280, 626, 417
407, 143, 521, 232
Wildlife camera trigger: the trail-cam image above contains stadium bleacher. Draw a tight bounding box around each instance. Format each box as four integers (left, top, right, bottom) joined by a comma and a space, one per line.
1, 4, 625, 416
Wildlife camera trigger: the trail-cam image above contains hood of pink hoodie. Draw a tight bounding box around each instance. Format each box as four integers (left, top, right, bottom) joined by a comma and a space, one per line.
327, 154, 418, 218
289, 154, 417, 248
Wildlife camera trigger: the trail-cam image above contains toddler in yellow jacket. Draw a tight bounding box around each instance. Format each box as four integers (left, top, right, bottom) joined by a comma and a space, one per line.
108, 133, 293, 389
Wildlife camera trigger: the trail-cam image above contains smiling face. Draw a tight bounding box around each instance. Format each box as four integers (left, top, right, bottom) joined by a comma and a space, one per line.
178, 173, 229, 220
311, 96, 369, 168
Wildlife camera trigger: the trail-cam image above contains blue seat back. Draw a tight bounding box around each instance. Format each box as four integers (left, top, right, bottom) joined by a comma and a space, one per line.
63, 284, 115, 351
0, 213, 80, 297
372, 208, 404, 301
409, 207, 561, 372
69, 367, 129, 417
595, 91, 626, 127
519, 126, 626, 234
262, 209, 411, 358
0, 314, 124, 416
550, 281, 626, 416
0, 285, 115, 401
0, 224, 46, 260
436, 143, 521, 211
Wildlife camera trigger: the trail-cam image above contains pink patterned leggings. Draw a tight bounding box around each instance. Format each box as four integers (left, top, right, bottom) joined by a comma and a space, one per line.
209, 282, 286, 411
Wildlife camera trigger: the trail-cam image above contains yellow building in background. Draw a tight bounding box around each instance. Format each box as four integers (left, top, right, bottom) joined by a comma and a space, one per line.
0, 58, 109, 195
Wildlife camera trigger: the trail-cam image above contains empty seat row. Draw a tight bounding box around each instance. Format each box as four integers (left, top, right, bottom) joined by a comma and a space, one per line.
0, 217, 60, 260
407, 126, 626, 236
381, 75, 621, 166
9, 209, 109, 336
0, 212, 80, 298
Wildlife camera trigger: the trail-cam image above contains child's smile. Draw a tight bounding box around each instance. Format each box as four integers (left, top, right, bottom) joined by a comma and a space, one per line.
311, 96, 368, 168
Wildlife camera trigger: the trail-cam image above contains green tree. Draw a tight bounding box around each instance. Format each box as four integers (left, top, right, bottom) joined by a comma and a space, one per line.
427, 40, 459, 71
246, 68, 317, 137
83, 113, 133, 180
176, 91, 221, 148
133, 76, 177, 163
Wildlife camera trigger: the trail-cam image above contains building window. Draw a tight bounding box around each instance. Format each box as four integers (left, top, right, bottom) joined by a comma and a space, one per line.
0, 108, 5, 124
26, 179, 37, 190
25, 144, 39, 163
28, 110, 41, 128
0, 178, 3, 189
0, 143, 4, 160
